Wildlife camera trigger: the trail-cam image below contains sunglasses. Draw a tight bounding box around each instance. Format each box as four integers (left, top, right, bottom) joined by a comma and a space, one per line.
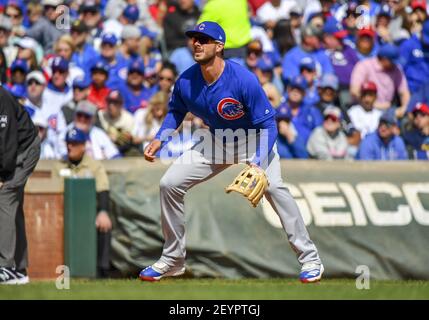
76, 112, 92, 119
53, 68, 67, 74
324, 115, 339, 122
248, 49, 262, 56
6, 13, 21, 19
27, 79, 42, 86
192, 35, 214, 45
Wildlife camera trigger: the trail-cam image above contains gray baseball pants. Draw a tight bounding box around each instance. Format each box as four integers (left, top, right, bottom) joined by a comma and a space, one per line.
157, 131, 321, 270
0, 136, 40, 269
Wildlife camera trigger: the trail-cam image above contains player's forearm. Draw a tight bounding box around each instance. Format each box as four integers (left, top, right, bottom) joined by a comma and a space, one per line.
251, 118, 278, 167
154, 110, 186, 141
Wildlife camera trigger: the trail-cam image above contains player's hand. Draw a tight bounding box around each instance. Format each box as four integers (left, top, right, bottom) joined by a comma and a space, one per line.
144, 139, 162, 162
96, 211, 112, 233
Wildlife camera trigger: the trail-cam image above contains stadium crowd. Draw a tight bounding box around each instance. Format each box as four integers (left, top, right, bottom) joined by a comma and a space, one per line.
1, 0, 429, 161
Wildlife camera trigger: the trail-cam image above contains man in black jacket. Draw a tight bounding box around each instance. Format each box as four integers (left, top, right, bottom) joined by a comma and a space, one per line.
0, 86, 40, 285
163, 0, 200, 53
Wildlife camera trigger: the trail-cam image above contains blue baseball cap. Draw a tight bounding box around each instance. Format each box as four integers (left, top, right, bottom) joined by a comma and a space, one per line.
51, 56, 69, 72
72, 76, 91, 89
318, 73, 339, 90
299, 56, 316, 72
128, 59, 145, 74
422, 20, 429, 46
288, 75, 308, 91
377, 43, 400, 61
11, 59, 28, 73
256, 55, 274, 72
122, 4, 139, 23
66, 127, 89, 143
378, 4, 394, 18
379, 109, 397, 126
90, 61, 110, 74
9, 84, 26, 99
323, 17, 348, 39
185, 21, 226, 44
101, 33, 118, 46
140, 26, 157, 40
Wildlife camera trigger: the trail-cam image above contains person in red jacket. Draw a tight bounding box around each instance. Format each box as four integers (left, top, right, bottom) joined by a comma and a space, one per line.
88, 61, 111, 110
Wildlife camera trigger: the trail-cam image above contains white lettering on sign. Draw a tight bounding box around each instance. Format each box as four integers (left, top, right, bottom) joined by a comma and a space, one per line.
262, 182, 429, 227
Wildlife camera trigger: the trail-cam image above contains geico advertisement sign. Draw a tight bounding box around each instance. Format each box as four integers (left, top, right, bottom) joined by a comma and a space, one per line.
262, 182, 429, 227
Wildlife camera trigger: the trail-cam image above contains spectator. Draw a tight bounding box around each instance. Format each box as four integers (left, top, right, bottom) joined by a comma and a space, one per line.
41, 56, 73, 123
375, 4, 395, 44
98, 33, 128, 90
272, 19, 298, 57
263, 82, 282, 108
103, 4, 140, 39
402, 102, 429, 160
245, 40, 263, 71
350, 43, 410, 118
78, 1, 104, 47
54, 126, 113, 278
408, 0, 427, 35
5, 1, 25, 38
25, 0, 63, 53
282, 23, 333, 83
133, 91, 169, 150
315, 73, 340, 114
398, 19, 429, 92
256, 0, 299, 30
118, 25, 142, 62
60, 76, 91, 126
139, 26, 162, 79
355, 27, 379, 60
357, 110, 408, 160
408, 79, 429, 113
15, 37, 42, 72
158, 62, 177, 95
254, 55, 275, 87
322, 17, 359, 107
163, 0, 200, 54
169, 38, 194, 75
298, 57, 319, 107
97, 90, 138, 156
119, 59, 153, 113
0, 14, 15, 67
63, 100, 120, 160
275, 111, 308, 159
24, 70, 46, 118
198, 0, 251, 61
52, 34, 85, 86
32, 113, 58, 159
348, 81, 383, 139
88, 61, 111, 110
307, 106, 350, 160
9, 58, 28, 86
70, 20, 99, 75
276, 75, 323, 145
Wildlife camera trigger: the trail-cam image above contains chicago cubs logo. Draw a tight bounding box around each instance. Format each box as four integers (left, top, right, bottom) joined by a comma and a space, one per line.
217, 98, 245, 120
198, 23, 205, 31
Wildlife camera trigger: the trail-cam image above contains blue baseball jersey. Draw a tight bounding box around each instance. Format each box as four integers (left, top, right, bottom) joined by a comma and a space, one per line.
167, 60, 276, 131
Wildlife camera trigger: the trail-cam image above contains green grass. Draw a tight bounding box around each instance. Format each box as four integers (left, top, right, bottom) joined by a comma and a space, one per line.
1, 278, 429, 300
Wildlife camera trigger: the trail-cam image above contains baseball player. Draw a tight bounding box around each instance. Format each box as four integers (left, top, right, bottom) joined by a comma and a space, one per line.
139, 21, 323, 283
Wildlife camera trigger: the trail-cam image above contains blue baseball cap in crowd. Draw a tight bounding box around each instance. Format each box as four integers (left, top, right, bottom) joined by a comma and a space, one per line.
72, 76, 91, 89
90, 61, 110, 74
256, 55, 274, 72
9, 84, 26, 99
288, 75, 308, 91
378, 4, 394, 18
101, 33, 118, 46
299, 56, 316, 72
51, 56, 69, 72
318, 73, 339, 91
377, 43, 400, 61
185, 21, 226, 44
128, 59, 145, 74
379, 109, 397, 126
66, 127, 89, 143
140, 26, 157, 40
11, 59, 29, 73
122, 4, 139, 23
323, 17, 348, 39
422, 20, 429, 46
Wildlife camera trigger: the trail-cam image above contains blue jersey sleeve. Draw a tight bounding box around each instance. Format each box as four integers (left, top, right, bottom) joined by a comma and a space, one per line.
242, 74, 276, 125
